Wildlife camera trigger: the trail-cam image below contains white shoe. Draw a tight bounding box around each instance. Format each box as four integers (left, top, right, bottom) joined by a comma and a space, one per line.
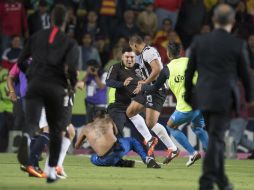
186, 151, 201, 167
56, 166, 67, 179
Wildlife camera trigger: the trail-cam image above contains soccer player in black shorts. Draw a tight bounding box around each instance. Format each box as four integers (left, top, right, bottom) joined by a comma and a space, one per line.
127, 35, 178, 159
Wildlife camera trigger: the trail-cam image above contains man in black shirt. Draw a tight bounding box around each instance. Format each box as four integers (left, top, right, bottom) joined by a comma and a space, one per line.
106, 47, 146, 137
17, 5, 79, 183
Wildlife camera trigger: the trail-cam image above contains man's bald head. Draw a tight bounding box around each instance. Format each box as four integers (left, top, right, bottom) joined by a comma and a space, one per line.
213, 4, 235, 26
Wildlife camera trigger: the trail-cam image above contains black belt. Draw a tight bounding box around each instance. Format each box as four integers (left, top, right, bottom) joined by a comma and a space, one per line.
99, 140, 120, 158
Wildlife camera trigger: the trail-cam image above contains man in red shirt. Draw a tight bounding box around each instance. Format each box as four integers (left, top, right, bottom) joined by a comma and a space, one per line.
0, 0, 28, 55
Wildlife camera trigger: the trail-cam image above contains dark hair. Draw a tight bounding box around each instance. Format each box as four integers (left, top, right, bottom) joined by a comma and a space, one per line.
167, 42, 181, 57
94, 110, 107, 119
213, 4, 235, 26
162, 18, 172, 25
87, 59, 100, 68
129, 35, 144, 45
122, 46, 133, 54
51, 4, 67, 27
11, 35, 20, 40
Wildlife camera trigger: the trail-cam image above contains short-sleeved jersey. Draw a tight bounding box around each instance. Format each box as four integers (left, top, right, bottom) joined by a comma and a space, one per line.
139, 46, 163, 83
167, 57, 197, 112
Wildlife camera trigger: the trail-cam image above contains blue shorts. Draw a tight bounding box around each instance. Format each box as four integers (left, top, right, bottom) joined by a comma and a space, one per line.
169, 110, 205, 128
90, 137, 146, 166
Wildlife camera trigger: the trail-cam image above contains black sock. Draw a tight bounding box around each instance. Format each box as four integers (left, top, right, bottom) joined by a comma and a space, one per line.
29, 132, 49, 166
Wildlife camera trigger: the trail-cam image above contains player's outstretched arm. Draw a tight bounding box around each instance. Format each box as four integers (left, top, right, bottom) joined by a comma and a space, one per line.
75, 126, 87, 149
142, 66, 169, 93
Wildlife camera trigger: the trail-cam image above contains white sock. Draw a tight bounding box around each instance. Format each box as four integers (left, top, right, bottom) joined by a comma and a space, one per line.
44, 154, 49, 174
57, 136, 71, 167
151, 123, 177, 151
48, 167, 56, 179
129, 114, 152, 142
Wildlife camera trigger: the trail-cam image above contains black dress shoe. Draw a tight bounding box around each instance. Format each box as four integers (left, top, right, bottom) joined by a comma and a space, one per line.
222, 183, 233, 190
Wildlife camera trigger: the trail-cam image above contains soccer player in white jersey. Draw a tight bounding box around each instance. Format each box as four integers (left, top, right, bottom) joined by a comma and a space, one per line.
127, 35, 179, 162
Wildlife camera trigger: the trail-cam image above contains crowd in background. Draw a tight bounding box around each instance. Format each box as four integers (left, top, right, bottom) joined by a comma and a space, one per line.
0, 0, 254, 152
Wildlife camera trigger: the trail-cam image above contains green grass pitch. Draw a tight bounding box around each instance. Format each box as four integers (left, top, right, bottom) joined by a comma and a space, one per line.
0, 153, 253, 190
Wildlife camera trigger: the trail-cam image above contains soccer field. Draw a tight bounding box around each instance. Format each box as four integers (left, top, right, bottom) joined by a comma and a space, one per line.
0, 153, 253, 190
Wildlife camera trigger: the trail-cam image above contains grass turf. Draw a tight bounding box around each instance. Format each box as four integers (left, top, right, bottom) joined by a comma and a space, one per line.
0, 153, 253, 190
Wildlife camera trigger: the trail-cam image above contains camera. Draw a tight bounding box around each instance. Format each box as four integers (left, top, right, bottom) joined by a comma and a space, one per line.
90, 67, 96, 72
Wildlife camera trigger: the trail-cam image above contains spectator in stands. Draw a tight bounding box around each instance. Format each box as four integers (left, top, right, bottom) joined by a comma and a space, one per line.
83, 11, 101, 40
1, 35, 22, 70
154, 0, 182, 29
154, 30, 182, 64
95, 36, 110, 68
65, 6, 77, 39
0, 0, 28, 55
153, 18, 173, 45
143, 34, 153, 46
175, 0, 206, 49
104, 46, 122, 72
79, 33, 101, 70
248, 34, 254, 70
137, 1, 158, 36
115, 9, 140, 45
76, 60, 107, 123
232, 1, 254, 40
0, 73, 13, 152
115, 36, 129, 49
99, 0, 118, 39
162, 30, 181, 47
28, 0, 50, 35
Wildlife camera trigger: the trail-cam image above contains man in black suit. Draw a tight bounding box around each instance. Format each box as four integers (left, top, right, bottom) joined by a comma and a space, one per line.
184, 4, 254, 190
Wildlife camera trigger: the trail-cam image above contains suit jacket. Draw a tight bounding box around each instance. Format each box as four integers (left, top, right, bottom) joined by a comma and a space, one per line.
185, 28, 253, 114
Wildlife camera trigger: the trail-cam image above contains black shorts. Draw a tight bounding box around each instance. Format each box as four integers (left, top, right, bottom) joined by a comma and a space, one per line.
132, 90, 166, 112
63, 104, 72, 127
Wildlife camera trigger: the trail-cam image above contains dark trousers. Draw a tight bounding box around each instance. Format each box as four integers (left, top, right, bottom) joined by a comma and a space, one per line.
107, 103, 129, 137
25, 79, 67, 167
13, 99, 26, 131
199, 112, 231, 190
107, 103, 145, 143
0, 112, 13, 152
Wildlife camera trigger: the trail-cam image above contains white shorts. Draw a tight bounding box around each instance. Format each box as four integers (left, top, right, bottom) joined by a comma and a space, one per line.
39, 107, 48, 129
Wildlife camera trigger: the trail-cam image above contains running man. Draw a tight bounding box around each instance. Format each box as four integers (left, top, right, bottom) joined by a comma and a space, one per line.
7, 62, 75, 178
75, 110, 161, 168
141, 42, 209, 167
127, 35, 178, 161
